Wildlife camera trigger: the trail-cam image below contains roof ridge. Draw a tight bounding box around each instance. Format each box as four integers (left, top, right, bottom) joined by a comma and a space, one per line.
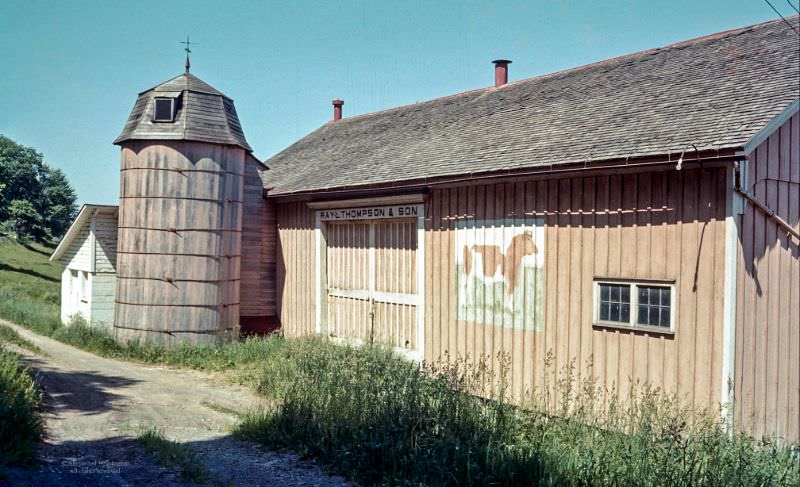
137, 72, 229, 98
331, 16, 796, 125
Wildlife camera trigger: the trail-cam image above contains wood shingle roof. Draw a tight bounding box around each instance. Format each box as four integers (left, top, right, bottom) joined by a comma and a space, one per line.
264, 16, 799, 196
114, 73, 251, 151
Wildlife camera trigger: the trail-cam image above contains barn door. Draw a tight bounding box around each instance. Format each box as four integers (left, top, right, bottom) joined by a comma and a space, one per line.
324, 219, 420, 354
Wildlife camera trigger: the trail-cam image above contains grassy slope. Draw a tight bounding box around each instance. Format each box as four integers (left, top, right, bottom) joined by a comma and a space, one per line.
0, 239, 62, 335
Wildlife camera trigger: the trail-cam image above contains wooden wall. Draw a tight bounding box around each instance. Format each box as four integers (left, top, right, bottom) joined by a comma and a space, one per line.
91, 209, 118, 331
735, 112, 800, 443
241, 155, 277, 321
275, 166, 729, 412
60, 268, 90, 324
60, 225, 91, 272
276, 201, 317, 336
426, 168, 728, 410
94, 210, 118, 273
115, 140, 244, 345
90, 273, 116, 330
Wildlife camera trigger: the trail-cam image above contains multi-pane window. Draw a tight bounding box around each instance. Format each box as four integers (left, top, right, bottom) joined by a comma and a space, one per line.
637, 286, 671, 328
594, 280, 674, 332
598, 283, 630, 323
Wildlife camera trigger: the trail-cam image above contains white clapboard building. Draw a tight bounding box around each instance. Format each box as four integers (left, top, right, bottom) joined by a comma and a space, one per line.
50, 204, 118, 329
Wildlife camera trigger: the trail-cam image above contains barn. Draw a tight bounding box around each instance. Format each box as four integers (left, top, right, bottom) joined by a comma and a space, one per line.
264, 17, 799, 442
51, 16, 799, 443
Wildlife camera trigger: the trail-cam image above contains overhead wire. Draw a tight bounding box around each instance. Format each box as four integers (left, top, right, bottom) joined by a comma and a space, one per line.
763, 0, 800, 33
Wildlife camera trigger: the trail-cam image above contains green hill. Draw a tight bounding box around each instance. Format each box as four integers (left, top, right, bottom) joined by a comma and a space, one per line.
0, 238, 61, 334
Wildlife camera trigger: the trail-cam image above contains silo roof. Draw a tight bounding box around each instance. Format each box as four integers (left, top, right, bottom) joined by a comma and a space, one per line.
114, 72, 252, 151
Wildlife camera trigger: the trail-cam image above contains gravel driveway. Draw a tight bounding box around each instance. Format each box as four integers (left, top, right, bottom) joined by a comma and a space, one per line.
1, 320, 348, 486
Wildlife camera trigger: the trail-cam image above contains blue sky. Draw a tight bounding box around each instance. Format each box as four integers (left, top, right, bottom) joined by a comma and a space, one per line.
0, 0, 791, 205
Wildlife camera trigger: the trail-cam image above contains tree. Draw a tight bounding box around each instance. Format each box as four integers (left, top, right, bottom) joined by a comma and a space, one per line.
0, 135, 77, 241
3, 199, 43, 239
37, 165, 78, 239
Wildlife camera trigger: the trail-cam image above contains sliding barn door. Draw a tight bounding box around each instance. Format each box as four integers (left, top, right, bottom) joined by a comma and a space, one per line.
325, 219, 419, 352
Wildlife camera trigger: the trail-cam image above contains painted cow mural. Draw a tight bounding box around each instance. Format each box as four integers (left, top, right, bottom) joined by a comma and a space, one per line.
455, 219, 545, 331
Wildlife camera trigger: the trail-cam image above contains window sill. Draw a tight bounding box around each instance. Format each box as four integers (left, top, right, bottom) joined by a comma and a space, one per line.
592, 322, 675, 336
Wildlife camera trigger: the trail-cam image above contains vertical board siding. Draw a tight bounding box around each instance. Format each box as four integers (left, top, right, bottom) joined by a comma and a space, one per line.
276, 201, 317, 336
275, 168, 728, 413
241, 157, 276, 317
736, 112, 800, 443
326, 222, 371, 341
323, 220, 418, 349
115, 141, 244, 345
425, 167, 727, 411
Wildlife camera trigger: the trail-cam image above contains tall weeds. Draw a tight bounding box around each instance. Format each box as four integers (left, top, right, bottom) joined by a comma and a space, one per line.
237, 339, 799, 486
0, 345, 42, 468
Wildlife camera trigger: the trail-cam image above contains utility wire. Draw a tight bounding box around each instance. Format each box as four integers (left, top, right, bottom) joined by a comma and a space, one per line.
764, 0, 800, 33
786, 0, 799, 14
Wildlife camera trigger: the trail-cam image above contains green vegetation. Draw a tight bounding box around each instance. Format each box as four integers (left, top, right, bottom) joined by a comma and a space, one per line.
0, 135, 77, 242
236, 341, 800, 486
0, 324, 41, 353
0, 345, 43, 468
0, 239, 62, 336
136, 426, 209, 483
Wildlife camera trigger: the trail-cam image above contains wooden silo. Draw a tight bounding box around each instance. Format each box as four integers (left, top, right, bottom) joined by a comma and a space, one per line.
112, 71, 253, 345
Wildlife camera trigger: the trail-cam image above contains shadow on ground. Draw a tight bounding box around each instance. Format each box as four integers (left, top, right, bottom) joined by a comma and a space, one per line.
0, 262, 59, 282
1, 434, 346, 487
20, 356, 140, 416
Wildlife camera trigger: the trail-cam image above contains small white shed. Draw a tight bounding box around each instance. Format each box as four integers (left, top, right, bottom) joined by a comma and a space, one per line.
50, 204, 118, 329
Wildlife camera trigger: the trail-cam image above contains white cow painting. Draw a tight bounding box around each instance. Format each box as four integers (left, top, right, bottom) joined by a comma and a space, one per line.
455, 219, 545, 331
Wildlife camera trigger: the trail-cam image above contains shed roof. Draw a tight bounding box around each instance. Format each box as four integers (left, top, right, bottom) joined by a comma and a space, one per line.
264, 16, 799, 196
114, 73, 252, 151
50, 204, 118, 263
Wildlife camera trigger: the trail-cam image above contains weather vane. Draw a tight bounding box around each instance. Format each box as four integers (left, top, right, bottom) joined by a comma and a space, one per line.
180, 35, 197, 73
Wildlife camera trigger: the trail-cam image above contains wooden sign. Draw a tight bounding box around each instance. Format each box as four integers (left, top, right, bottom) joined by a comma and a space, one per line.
318, 204, 421, 221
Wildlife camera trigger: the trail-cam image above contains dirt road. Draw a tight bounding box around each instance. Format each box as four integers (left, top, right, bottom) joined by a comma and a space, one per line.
1, 320, 347, 486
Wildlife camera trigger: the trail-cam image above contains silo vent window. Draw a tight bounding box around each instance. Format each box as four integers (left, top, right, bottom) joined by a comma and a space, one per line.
153, 97, 176, 122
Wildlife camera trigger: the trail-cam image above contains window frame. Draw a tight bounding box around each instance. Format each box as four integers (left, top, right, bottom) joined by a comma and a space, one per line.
592, 278, 676, 334
152, 97, 176, 122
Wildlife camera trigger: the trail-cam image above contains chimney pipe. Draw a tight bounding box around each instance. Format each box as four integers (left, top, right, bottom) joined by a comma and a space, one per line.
332, 99, 344, 122
492, 59, 512, 87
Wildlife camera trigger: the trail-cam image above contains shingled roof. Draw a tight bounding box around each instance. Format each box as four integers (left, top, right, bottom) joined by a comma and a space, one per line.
114, 72, 251, 151
265, 16, 799, 196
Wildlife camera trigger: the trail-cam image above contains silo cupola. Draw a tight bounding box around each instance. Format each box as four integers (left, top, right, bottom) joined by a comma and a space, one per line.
113, 72, 251, 151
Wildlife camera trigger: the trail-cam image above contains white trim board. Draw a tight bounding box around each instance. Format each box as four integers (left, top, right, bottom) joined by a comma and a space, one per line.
720, 166, 741, 427
742, 99, 799, 155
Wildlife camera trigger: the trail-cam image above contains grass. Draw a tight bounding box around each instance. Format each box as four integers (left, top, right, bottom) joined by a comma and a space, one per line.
136, 426, 209, 484
0, 345, 43, 469
235, 340, 800, 486
0, 239, 62, 336
0, 323, 41, 353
